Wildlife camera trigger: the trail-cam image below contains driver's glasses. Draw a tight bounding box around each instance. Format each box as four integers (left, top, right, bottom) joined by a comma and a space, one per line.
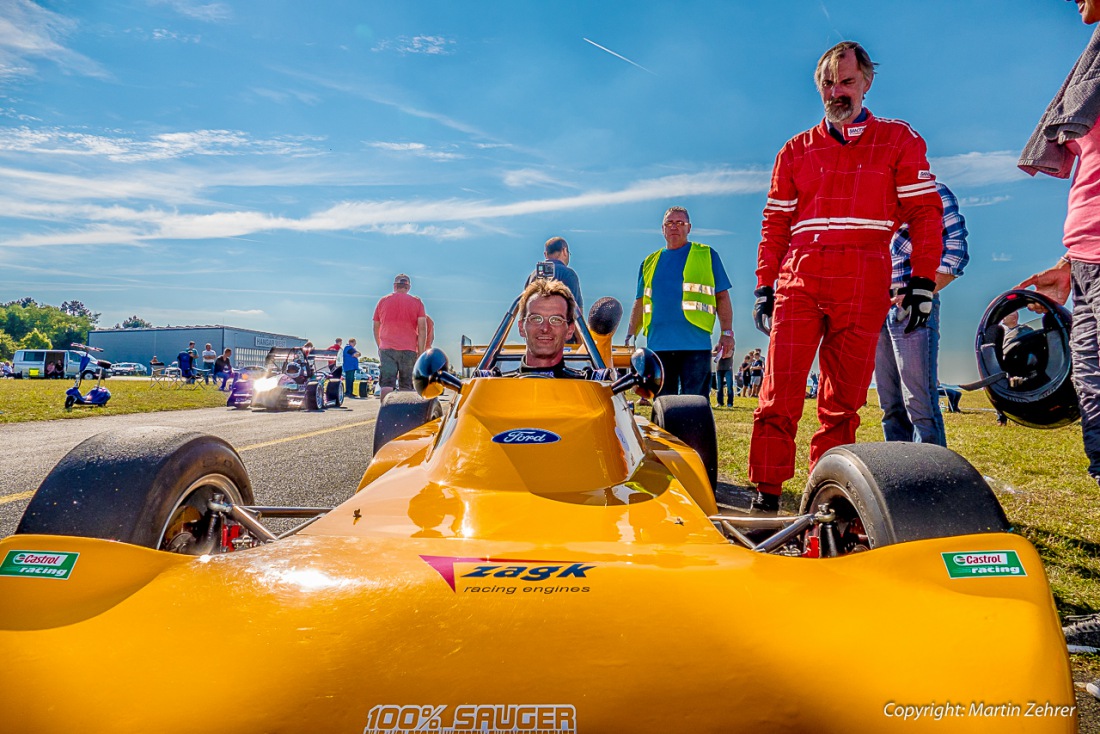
524, 314, 568, 327
663, 220, 688, 228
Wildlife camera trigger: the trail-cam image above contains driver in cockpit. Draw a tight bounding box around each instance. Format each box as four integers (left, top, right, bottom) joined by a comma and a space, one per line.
515, 278, 586, 379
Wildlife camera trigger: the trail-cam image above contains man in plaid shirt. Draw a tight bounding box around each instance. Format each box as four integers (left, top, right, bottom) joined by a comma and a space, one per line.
875, 182, 969, 446
747, 41, 944, 514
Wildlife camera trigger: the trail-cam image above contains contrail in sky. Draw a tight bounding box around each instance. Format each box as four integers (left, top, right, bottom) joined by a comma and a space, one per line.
582, 37, 655, 75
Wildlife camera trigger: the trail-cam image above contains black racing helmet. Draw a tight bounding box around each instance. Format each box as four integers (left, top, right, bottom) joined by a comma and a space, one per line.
974, 289, 1078, 429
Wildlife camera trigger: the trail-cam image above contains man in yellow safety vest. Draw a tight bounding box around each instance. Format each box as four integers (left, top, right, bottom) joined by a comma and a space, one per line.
625, 206, 735, 398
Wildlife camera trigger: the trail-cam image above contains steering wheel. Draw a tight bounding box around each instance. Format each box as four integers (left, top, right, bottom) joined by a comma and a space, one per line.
516, 372, 553, 379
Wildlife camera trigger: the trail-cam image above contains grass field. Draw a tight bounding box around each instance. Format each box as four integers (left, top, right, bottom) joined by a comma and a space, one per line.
0, 376, 231, 422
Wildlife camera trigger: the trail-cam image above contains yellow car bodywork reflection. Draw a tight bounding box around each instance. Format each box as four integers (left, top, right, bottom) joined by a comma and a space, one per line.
0, 378, 1077, 733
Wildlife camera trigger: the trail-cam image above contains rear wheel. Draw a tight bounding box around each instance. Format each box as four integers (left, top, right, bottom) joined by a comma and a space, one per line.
17, 427, 253, 553
651, 395, 718, 490
799, 443, 1009, 551
373, 391, 443, 455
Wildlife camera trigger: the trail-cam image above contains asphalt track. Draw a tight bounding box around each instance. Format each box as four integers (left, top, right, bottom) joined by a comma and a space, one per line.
0, 398, 381, 539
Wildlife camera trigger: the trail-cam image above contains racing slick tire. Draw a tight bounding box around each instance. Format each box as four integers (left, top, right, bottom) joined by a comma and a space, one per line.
306, 381, 326, 411
17, 427, 254, 553
373, 391, 443, 456
799, 442, 1009, 551
651, 395, 719, 491
326, 379, 345, 408
358, 381, 370, 398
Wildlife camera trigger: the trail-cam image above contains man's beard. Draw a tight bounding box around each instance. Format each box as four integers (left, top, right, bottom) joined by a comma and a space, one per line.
825, 96, 853, 123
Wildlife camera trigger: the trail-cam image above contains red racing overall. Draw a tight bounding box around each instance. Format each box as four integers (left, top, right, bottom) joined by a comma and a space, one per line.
749, 111, 943, 493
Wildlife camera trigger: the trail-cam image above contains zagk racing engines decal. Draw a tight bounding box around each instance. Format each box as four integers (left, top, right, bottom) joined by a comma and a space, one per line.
364, 703, 576, 733
421, 555, 593, 594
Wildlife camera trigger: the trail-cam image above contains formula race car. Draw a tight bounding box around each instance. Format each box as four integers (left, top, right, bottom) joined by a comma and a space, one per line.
227, 346, 344, 410
0, 291, 1075, 733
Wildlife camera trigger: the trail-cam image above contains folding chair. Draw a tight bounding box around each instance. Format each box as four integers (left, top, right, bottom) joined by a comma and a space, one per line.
149, 364, 170, 387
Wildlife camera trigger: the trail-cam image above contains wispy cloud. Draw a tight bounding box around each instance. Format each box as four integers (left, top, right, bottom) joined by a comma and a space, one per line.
0, 0, 108, 81
991, 252, 1013, 262
373, 35, 455, 55
150, 28, 201, 43
369, 141, 464, 161
148, 0, 232, 23
930, 151, 1028, 187
227, 308, 265, 316
278, 66, 495, 141
0, 127, 323, 162
502, 169, 577, 189
0, 167, 769, 248
582, 38, 654, 75
959, 195, 1012, 208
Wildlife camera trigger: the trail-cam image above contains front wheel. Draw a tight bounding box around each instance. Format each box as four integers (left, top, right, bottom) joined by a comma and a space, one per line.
651, 395, 718, 490
64, 394, 76, 410
306, 381, 325, 411
373, 392, 443, 455
17, 427, 254, 553
800, 443, 1009, 551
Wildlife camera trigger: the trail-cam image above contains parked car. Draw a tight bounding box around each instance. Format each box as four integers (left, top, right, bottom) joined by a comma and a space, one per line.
108, 362, 149, 376
12, 348, 108, 380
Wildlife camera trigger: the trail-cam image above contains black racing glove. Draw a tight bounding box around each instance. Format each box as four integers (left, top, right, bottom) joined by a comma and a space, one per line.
901, 276, 936, 334
753, 286, 775, 336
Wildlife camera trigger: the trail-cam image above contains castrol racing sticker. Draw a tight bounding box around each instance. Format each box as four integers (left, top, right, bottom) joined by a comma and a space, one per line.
0, 550, 79, 580
364, 703, 576, 733
941, 551, 1026, 579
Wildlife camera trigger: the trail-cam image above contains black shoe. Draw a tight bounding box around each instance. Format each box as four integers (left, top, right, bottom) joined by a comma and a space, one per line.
1063, 614, 1100, 651
750, 490, 780, 515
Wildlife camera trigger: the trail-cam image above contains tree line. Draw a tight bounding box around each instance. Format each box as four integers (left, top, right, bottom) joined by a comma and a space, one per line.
0, 299, 152, 360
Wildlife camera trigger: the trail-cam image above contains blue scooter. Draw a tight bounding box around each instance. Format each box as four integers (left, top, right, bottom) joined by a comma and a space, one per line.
65, 343, 112, 410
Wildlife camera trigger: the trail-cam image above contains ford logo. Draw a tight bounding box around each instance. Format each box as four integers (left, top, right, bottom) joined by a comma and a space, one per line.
491, 428, 561, 445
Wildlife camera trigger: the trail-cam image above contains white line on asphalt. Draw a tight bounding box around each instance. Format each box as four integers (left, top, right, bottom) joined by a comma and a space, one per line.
236, 419, 376, 452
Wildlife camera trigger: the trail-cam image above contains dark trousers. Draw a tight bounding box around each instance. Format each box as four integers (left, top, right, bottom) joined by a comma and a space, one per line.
654, 350, 713, 399
345, 371, 355, 398
716, 369, 734, 405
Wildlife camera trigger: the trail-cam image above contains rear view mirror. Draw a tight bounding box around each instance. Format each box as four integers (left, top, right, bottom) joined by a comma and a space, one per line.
610, 348, 663, 399
413, 348, 463, 398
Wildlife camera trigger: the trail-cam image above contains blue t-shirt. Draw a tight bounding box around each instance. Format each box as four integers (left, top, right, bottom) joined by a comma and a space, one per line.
342, 344, 360, 372
635, 243, 732, 352
526, 260, 583, 314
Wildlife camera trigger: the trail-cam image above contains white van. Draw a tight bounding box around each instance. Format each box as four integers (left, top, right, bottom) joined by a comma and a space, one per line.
12, 349, 107, 380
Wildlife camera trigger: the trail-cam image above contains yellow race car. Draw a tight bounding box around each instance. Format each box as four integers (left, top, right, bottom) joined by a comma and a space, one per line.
0, 294, 1077, 733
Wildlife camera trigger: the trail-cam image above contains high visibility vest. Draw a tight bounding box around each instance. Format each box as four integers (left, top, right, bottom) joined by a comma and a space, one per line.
641, 242, 717, 335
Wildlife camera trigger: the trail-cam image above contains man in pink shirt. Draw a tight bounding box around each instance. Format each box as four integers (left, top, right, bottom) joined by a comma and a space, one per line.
373, 273, 427, 399
1019, 0, 1100, 693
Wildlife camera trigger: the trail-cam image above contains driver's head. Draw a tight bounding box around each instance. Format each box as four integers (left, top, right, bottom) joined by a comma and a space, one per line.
518, 279, 577, 367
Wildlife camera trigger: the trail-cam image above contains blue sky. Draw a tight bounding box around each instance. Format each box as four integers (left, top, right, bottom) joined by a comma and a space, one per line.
0, 0, 1090, 381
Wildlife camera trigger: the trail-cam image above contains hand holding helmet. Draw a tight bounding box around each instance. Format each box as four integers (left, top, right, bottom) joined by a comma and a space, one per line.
753, 286, 775, 336
900, 276, 936, 334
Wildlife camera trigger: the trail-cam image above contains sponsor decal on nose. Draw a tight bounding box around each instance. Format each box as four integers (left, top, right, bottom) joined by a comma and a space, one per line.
941, 550, 1025, 579
491, 428, 561, 444
1, 550, 80, 580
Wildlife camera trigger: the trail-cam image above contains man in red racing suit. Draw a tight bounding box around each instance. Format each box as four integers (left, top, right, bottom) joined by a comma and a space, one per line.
747, 41, 943, 514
